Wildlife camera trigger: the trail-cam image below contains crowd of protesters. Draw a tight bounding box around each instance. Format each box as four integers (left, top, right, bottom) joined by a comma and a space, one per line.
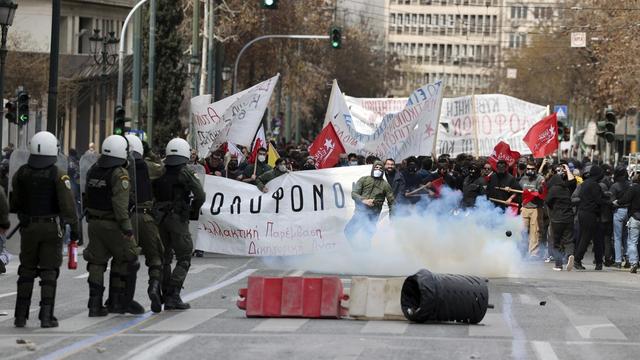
192, 140, 640, 273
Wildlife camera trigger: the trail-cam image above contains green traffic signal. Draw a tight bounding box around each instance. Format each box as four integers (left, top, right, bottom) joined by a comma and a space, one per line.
330, 27, 342, 49
17, 91, 29, 126
261, 0, 277, 9
114, 105, 126, 135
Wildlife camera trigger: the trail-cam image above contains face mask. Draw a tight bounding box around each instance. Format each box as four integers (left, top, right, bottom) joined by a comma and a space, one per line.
277, 164, 287, 172
408, 166, 417, 173
349, 161, 358, 166
518, 163, 527, 171
228, 161, 238, 169
526, 170, 535, 177
257, 155, 266, 163
373, 169, 383, 178
303, 164, 315, 170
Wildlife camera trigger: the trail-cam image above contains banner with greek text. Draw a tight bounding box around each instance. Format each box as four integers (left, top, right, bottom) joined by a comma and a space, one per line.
193, 166, 376, 256
324, 80, 444, 159
190, 74, 279, 159
437, 95, 547, 156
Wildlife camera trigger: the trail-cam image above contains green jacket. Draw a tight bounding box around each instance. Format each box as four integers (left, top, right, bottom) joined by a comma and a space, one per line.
351, 175, 395, 215
256, 168, 287, 191
181, 166, 206, 215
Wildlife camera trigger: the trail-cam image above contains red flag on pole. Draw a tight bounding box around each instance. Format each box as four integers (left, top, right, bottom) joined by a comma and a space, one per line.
523, 113, 559, 158
248, 125, 266, 164
308, 122, 346, 169
487, 141, 521, 172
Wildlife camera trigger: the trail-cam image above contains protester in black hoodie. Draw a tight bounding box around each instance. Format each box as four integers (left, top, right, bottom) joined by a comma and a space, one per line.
574, 165, 605, 270
545, 164, 577, 271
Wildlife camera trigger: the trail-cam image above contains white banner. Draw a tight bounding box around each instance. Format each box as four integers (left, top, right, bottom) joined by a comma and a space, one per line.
343, 96, 408, 134
193, 166, 376, 256
190, 74, 279, 159
437, 95, 547, 156
324, 80, 444, 159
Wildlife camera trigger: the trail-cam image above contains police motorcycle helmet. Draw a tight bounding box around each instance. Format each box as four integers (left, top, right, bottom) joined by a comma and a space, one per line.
164, 138, 190, 166
97, 135, 129, 168
125, 134, 144, 160
28, 131, 59, 168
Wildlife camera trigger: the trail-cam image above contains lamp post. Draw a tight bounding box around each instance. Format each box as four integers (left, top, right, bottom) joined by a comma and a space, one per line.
0, 0, 17, 148
89, 29, 118, 143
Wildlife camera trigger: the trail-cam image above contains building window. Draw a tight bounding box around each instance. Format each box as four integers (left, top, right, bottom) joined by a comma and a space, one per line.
78, 17, 93, 54
509, 33, 527, 48
511, 6, 528, 19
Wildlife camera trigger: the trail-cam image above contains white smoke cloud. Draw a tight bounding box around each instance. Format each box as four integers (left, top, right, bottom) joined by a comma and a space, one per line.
261, 187, 524, 277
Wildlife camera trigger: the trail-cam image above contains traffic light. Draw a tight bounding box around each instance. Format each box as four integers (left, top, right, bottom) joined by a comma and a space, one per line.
17, 91, 29, 126
114, 105, 125, 135
4, 101, 16, 124
597, 108, 617, 143
330, 27, 342, 49
557, 120, 565, 142
261, 0, 277, 9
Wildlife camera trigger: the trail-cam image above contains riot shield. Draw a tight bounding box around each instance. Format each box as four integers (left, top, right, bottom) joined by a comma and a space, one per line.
56, 152, 68, 173
7, 149, 30, 193
187, 163, 206, 187
79, 152, 99, 195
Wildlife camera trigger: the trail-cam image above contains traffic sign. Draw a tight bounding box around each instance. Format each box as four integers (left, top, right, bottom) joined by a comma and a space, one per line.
554, 105, 568, 119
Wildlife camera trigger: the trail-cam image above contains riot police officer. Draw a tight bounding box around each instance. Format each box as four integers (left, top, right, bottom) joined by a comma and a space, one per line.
126, 134, 165, 313
11, 131, 79, 328
153, 138, 205, 310
83, 135, 141, 317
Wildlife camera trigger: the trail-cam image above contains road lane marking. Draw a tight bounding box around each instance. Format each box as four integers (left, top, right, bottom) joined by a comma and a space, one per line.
0, 292, 17, 299
251, 318, 309, 332
38, 267, 257, 360
531, 341, 559, 360
141, 309, 226, 332
127, 335, 194, 360
360, 320, 408, 334
36, 313, 117, 333
502, 293, 527, 360
117, 336, 167, 360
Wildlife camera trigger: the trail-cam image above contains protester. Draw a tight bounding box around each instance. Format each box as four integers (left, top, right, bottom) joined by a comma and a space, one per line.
610, 167, 630, 268
486, 160, 521, 210
519, 162, 545, 260
574, 165, 606, 270
545, 164, 577, 271
461, 161, 486, 208
344, 160, 395, 250
256, 158, 289, 193
615, 173, 640, 273
242, 147, 272, 184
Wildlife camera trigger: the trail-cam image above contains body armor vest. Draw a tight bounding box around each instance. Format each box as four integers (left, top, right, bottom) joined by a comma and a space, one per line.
86, 165, 116, 211
17, 165, 59, 216
153, 165, 189, 207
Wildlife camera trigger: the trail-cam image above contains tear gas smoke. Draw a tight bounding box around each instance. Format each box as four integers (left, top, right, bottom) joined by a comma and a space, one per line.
261, 188, 524, 277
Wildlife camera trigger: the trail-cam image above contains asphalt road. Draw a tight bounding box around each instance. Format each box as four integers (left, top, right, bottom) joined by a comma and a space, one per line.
1, 238, 640, 360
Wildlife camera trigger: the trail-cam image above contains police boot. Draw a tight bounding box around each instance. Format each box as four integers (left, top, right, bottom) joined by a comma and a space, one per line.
14, 276, 34, 328
163, 286, 190, 310
38, 271, 59, 328
122, 261, 145, 315
148, 279, 162, 313
88, 282, 109, 317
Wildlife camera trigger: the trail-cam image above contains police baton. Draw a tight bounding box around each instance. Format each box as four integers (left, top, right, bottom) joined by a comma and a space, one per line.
6, 224, 21, 240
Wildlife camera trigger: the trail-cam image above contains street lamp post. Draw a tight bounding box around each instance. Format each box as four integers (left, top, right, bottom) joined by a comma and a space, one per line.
89, 29, 118, 143
0, 0, 17, 148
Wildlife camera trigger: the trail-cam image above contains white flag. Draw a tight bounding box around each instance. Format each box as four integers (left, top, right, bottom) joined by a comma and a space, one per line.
191, 74, 279, 159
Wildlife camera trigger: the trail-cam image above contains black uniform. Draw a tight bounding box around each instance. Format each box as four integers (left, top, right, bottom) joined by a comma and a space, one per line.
461, 175, 486, 208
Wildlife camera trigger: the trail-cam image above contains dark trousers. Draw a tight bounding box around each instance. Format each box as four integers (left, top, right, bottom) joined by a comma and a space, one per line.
550, 221, 574, 260
576, 211, 603, 264
600, 221, 614, 263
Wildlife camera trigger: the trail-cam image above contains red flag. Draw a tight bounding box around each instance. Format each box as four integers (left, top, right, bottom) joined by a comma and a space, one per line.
430, 177, 444, 198
248, 125, 266, 164
523, 113, 559, 158
308, 122, 346, 169
522, 189, 545, 206
487, 141, 521, 172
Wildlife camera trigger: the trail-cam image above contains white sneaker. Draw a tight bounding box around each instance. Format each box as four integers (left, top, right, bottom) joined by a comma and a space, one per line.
544, 256, 554, 263
566, 255, 574, 272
